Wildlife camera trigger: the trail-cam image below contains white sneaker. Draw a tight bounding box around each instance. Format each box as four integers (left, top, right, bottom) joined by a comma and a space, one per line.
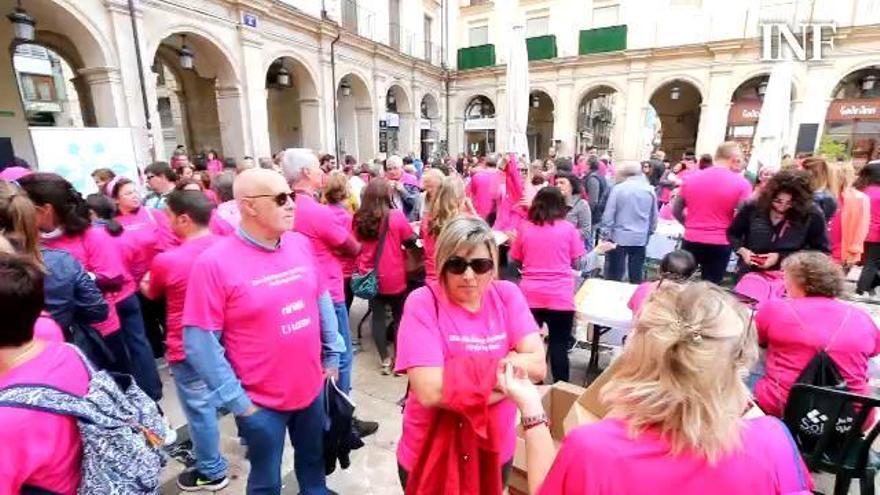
163, 415, 178, 446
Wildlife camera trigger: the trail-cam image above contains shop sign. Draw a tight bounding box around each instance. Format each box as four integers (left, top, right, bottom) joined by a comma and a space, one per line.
728, 100, 762, 125
385, 113, 400, 128
826, 99, 880, 122
242, 12, 258, 28
464, 117, 495, 131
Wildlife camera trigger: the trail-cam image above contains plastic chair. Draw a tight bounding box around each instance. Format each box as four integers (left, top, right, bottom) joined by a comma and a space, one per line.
783, 384, 880, 495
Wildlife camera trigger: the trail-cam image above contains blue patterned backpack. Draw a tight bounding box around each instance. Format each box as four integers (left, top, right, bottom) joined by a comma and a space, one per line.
0, 344, 166, 494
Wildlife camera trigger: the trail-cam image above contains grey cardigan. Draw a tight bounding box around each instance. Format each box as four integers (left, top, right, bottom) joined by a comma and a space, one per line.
566, 196, 592, 243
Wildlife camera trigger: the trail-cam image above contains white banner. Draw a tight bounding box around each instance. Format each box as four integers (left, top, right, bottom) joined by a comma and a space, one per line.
29, 127, 140, 195
464, 117, 496, 131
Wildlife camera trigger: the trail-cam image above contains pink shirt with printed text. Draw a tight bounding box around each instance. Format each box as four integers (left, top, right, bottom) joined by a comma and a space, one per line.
538, 417, 813, 495
355, 209, 414, 295
0, 342, 89, 495
182, 232, 324, 411
43, 227, 132, 335
680, 166, 752, 245
510, 220, 585, 311
394, 281, 540, 470
294, 192, 350, 303
148, 234, 221, 363
863, 185, 880, 242
328, 204, 357, 278
755, 296, 880, 417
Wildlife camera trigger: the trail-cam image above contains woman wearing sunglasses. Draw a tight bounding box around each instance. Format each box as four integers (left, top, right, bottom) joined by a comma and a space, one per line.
394, 216, 546, 492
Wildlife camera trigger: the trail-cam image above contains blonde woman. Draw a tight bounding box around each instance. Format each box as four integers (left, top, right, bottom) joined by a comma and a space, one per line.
499, 282, 813, 495
828, 161, 870, 268
420, 176, 476, 282
802, 156, 838, 221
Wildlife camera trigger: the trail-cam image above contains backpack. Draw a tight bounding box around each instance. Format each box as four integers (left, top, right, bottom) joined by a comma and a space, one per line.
782, 305, 856, 453
585, 172, 610, 219
0, 344, 166, 494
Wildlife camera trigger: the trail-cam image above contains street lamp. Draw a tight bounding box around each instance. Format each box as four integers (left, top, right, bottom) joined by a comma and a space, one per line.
531, 95, 540, 108
387, 93, 395, 105
670, 86, 681, 100
275, 65, 291, 87
178, 35, 194, 70
862, 74, 878, 91
757, 80, 768, 98
340, 79, 351, 97
7, 1, 35, 43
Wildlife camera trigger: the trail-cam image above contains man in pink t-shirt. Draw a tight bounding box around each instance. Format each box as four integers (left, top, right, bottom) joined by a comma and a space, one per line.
0, 254, 90, 494
142, 190, 228, 491
181, 169, 343, 494
467, 155, 504, 221
674, 141, 752, 284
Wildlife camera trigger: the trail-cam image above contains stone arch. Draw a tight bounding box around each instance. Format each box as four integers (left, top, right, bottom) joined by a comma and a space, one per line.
265, 54, 321, 152
336, 71, 375, 161
23, 0, 116, 68
147, 25, 240, 88
459, 92, 496, 119
262, 50, 320, 100
732, 69, 802, 101
645, 74, 706, 107
648, 78, 704, 159
575, 84, 620, 155
829, 60, 880, 99
528, 89, 555, 159
335, 66, 374, 107
574, 81, 626, 107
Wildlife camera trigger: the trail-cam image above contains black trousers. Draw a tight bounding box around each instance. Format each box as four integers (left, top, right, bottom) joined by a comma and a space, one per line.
857, 241, 880, 294
531, 308, 575, 383
370, 292, 406, 361
681, 240, 732, 284
398, 460, 513, 490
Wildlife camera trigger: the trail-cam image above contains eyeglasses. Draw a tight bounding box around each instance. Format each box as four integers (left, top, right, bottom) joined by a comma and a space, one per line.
443, 256, 494, 275
245, 191, 296, 206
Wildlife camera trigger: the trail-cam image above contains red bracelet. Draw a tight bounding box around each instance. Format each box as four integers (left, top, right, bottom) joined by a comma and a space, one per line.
521, 413, 550, 431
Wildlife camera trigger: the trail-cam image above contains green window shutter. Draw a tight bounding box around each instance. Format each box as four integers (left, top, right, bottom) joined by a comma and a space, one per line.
457, 44, 496, 70
579, 25, 627, 55
526, 35, 557, 61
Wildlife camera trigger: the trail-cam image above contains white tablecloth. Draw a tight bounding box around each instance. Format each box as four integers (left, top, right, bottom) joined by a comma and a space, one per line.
575, 278, 638, 331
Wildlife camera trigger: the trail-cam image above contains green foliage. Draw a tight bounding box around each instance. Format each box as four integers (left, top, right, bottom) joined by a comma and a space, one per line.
817, 134, 848, 160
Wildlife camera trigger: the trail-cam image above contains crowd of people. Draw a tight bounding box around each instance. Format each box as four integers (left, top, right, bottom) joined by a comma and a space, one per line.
1, 138, 880, 495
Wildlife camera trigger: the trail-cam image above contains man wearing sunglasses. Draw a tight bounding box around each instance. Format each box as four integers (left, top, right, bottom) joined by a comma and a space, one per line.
182, 168, 344, 494
281, 149, 379, 438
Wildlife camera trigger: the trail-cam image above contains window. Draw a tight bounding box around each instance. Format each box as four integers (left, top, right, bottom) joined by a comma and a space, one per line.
526, 16, 549, 37
592, 5, 620, 28
20, 74, 55, 102
342, 0, 358, 32
469, 25, 489, 46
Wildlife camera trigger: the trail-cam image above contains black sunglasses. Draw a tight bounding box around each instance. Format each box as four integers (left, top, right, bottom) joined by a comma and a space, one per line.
245, 191, 296, 206
443, 256, 494, 275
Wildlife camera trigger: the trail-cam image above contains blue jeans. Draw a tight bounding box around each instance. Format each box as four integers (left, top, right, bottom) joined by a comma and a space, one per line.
116, 294, 162, 401
604, 245, 647, 284
333, 302, 353, 394
170, 360, 227, 479
234, 389, 326, 495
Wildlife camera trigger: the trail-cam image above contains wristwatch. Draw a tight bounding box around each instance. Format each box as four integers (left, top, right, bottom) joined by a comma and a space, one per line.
521, 413, 550, 431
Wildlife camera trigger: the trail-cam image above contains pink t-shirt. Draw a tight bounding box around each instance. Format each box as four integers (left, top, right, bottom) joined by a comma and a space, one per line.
44, 227, 133, 335
680, 166, 752, 245
355, 209, 414, 295
467, 169, 503, 219
538, 417, 812, 495
829, 205, 843, 262
419, 214, 439, 283
209, 210, 234, 236
116, 208, 177, 283
215, 200, 241, 231
0, 342, 89, 494
206, 158, 223, 174
148, 234, 220, 364
182, 232, 324, 411
755, 296, 880, 417
394, 281, 540, 470
863, 185, 880, 242
510, 220, 585, 311
294, 193, 350, 303
33, 313, 64, 342
328, 204, 357, 278
627, 281, 658, 314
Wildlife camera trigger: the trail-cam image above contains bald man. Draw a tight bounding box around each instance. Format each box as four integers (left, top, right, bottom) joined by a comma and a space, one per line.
182, 168, 343, 493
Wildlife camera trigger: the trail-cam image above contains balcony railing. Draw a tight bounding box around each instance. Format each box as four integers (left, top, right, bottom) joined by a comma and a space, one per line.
579, 25, 627, 55
341, 0, 376, 40
526, 35, 557, 61
458, 44, 496, 70
424, 40, 442, 65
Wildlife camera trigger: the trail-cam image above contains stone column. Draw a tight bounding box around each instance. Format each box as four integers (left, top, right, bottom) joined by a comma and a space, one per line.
356, 106, 375, 161
696, 59, 735, 155
300, 97, 322, 150
239, 28, 270, 158
554, 70, 576, 157
620, 61, 648, 161
78, 67, 125, 128
216, 85, 248, 161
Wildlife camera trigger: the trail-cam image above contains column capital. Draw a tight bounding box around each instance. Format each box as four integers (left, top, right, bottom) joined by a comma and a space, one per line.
217, 86, 243, 99
103, 0, 140, 15
78, 67, 122, 85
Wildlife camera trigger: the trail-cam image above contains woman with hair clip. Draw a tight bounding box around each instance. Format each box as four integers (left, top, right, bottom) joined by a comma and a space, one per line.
500, 282, 814, 495
421, 175, 476, 283
0, 180, 108, 343
627, 249, 697, 315
18, 173, 163, 405
353, 178, 419, 374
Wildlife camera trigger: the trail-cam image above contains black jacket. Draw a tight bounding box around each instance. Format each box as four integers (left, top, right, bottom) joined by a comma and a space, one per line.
726, 201, 829, 273
323, 378, 364, 475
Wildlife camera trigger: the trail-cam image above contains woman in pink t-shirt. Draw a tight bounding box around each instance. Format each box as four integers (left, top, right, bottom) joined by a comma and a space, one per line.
19, 173, 163, 402
394, 216, 546, 490
324, 172, 358, 312
500, 282, 813, 495
627, 249, 697, 315
755, 251, 880, 417
205, 149, 223, 175
0, 253, 90, 495
855, 162, 880, 295
420, 176, 476, 283
510, 187, 586, 383
353, 178, 419, 374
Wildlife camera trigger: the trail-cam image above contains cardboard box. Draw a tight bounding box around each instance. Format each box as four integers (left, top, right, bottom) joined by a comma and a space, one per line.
509, 381, 585, 495
563, 358, 623, 431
